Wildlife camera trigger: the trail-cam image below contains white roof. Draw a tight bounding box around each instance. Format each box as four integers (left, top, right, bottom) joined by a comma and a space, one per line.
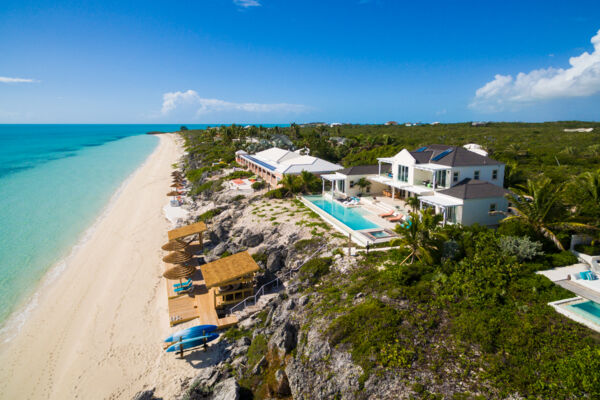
242, 147, 343, 175
255, 147, 291, 163
413, 163, 450, 171
419, 194, 463, 207
321, 173, 346, 181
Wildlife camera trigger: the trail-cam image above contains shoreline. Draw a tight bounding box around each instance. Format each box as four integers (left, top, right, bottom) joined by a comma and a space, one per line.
0, 133, 198, 399
0, 136, 159, 343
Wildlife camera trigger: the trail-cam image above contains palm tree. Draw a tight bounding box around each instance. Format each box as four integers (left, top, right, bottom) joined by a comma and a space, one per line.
495, 176, 595, 250
356, 178, 370, 195
577, 169, 600, 221
393, 209, 446, 264
578, 168, 600, 205
298, 170, 319, 194
280, 174, 301, 197
406, 196, 420, 212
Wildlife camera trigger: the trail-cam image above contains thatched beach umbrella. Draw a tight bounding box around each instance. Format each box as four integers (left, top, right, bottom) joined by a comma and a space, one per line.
163, 251, 192, 264
163, 264, 196, 285
171, 171, 182, 177
171, 183, 183, 188
167, 190, 180, 197
161, 240, 189, 251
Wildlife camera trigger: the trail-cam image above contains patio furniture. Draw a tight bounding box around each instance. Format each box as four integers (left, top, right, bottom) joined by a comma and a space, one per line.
378, 210, 394, 217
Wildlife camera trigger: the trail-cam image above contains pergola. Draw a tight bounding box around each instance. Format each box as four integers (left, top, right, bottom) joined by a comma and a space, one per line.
418, 194, 462, 225
320, 173, 346, 197
168, 221, 207, 248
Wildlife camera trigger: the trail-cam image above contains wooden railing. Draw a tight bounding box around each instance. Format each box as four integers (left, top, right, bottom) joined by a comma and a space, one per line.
227, 244, 328, 316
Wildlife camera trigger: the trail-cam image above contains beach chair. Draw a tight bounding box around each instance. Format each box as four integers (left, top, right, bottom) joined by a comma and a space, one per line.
174, 282, 193, 293
378, 210, 394, 217
388, 215, 404, 222
173, 279, 192, 289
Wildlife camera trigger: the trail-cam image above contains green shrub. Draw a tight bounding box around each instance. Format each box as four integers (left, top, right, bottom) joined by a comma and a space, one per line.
251, 180, 266, 190
264, 188, 285, 199
252, 252, 268, 265
294, 238, 322, 252
186, 168, 205, 183
298, 257, 332, 285
498, 236, 543, 261
574, 243, 600, 255
247, 334, 268, 368
232, 194, 245, 202
197, 208, 222, 222
225, 170, 252, 180
546, 250, 578, 267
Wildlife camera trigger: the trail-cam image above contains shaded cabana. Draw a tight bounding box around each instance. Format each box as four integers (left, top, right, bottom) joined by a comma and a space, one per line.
168, 221, 207, 249
162, 251, 192, 264
161, 239, 190, 251
200, 251, 259, 309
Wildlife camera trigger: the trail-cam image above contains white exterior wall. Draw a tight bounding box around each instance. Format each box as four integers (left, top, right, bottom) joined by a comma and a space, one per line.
449, 165, 505, 188
390, 150, 416, 183
333, 174, 387, 196
459, 196, 508, 226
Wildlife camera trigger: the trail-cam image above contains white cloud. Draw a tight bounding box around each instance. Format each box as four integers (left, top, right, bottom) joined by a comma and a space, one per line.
0, 76, 38, 83
233, 0, 261, 8
161, 90, 308, 116
471, 29, 600, 111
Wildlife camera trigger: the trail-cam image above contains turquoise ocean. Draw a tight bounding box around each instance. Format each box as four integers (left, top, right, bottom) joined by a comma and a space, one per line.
0, 124, 215, 331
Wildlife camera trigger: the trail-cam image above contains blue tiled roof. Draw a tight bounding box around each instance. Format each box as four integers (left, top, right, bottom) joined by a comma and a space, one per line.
242, 155, 277, 171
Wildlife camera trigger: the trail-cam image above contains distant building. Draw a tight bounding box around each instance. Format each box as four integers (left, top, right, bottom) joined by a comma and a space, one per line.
236, 147, 342, 187
330, 122, 343, 127
385, 121, 399, 126
329, 136, 348, 146
431, 121, 440, 125
471, 121, 489, 127
564, 128, 594, 133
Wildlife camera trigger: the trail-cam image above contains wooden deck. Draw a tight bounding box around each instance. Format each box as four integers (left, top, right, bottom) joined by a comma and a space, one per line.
166, 267, 238, 328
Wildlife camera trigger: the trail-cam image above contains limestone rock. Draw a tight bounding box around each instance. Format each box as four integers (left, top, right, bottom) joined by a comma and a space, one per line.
211, 378, 240, 400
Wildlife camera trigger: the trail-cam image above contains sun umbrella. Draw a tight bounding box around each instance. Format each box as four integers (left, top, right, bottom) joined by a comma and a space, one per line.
163, 264, 196, 285
161, 240, 189, 251
171, 183, 183, 188
171, 171, 182, 177
167, 190, 180, 196
162, 251, 192, 264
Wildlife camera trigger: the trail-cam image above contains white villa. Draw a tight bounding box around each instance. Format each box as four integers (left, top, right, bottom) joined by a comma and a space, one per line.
321, 144, 509, 226
236, 147, 343, 187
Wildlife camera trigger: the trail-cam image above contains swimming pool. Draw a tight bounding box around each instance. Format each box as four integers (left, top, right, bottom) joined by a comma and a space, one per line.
304, 195, 378, 231
566, 300, 600, 326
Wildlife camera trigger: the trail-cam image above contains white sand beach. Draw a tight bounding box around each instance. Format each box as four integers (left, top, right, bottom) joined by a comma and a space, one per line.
0, 134, 206, 400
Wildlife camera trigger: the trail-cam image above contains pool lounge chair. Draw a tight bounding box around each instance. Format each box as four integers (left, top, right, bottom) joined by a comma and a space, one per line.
378, 210, 394, 217
173, 279, 192, 288
388, 215, 404, 222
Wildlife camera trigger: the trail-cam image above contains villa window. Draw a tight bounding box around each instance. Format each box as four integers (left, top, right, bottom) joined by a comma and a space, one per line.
398, 165, 409, 182
489, 203, 496, 212
492, 169, 498, 180
349, 180, 355, 188
474, 170, 480, 180
453, 171, 459, 182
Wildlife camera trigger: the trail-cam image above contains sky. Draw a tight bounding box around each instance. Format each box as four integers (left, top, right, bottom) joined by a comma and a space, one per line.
1, 0, 600, 124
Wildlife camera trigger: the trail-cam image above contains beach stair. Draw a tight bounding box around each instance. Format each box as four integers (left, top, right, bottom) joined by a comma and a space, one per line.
232, 291, 280, 321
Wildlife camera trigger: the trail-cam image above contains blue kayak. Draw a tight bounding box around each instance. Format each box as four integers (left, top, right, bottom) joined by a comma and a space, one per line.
164, 324, 217, 343
166, 333, 219, 353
